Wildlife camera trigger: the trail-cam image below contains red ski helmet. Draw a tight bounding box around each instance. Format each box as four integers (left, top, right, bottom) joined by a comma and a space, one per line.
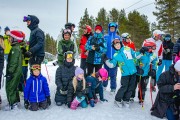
143, 41, 156, 52
10, 30, 24, 43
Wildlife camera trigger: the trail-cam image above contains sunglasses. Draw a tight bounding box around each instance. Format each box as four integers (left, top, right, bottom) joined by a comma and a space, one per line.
31, 65, 41, 70
23, 16, 31, 22
63, 29, 71, 33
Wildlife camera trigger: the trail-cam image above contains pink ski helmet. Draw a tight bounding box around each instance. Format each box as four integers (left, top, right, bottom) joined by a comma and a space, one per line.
97, 68, 108, 81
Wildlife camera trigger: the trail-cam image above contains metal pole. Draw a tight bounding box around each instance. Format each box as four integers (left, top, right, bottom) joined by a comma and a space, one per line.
66, 0, 69, 23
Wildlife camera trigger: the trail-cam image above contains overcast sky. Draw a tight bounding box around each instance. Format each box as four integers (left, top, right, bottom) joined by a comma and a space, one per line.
0, 0, 156, 39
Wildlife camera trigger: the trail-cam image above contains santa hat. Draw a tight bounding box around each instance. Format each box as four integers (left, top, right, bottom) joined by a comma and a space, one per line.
75, 67, 84, 76
10, 30, 24, 43
174, 60, 180, 71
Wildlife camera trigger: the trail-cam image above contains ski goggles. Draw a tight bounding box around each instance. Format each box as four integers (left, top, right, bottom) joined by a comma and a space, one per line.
63, 29, 71, 34
109, 22, 116, 27
23, 16, 31, 22
164, 37, 171, 41
126, 35, 131, 39
65, 51, 74, 59
113, 39, 120, 45
31, 64, 41, 70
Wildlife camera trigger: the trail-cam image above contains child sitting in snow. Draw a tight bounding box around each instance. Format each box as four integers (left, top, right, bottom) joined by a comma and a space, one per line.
24, 64, 51, 111
86, 68, 108, 107
67, 67, 88, 110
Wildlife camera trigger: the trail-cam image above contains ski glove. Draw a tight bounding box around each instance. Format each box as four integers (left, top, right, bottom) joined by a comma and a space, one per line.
139, 47, 149, 54
136, 66, 144, 75
24, 99, 29, 109
47, 96, 51, 106
100, 98, 108, 102
24, 51, 32, 58
148, 69, 156, 77
157, 59, 162, 66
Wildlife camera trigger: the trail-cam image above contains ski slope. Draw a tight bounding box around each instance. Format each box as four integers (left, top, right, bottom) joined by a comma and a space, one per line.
0, 59, 164, 120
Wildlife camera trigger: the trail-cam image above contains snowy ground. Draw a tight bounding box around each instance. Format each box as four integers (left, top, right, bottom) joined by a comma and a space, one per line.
0, 59, 164, 120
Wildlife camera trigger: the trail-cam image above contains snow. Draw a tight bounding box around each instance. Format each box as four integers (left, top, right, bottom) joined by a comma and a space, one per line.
0, 59, 163, 120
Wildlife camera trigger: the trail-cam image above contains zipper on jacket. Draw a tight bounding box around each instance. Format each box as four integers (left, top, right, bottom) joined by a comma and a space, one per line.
36, 78, 39, 102
33, 80, 34, 92
40, 80, 42, 92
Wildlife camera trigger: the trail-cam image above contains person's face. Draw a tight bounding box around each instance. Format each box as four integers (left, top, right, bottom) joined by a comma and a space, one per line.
114, 43, 121, 50
5, 30, 10, 35
77, 73, 84, 80
71, 26, 75, 32
27, 20, 31, 26
66, 58, 73, 62
64, 33, 71, 40
110, 27, 115, 32
83, 28, 87, 34
98, 76, 102, 81
95, 29, 101, 33
33, 69, 40, 76
9, 36, 13, 44
126, 38, 130, 42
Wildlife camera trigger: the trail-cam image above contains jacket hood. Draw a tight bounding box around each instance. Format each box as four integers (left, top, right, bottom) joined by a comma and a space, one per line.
108, 22, 118, 35
28, 15, 39, 30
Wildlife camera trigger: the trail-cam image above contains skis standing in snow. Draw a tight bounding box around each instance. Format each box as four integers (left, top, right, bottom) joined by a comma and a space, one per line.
103, 22, 120, 93
86, 68, 108, 107
24, 64, 51, 111
105, 38, 137, 108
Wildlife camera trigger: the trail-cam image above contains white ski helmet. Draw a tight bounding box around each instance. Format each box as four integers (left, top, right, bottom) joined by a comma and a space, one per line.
152, 30, 162, 38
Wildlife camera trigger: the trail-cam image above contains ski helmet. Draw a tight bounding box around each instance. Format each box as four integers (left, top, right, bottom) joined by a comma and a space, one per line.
83, 25, 92, 33
64, 51, 74, 60
96, 68, 108, 81
9, 30, 24, 44
152, 30, 162, 39
95, 25, 103, 32
111, 38, 123, 50
65, 23, 75, 29
143, 41, 156, 52
62, 28, 71, 38
121, 33, 131, 41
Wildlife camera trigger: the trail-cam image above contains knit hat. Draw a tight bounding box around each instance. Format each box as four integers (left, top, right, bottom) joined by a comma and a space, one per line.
10, 30, 24, 43
4, 26, 10, 32
75, 67, 84, 76
174, 60, 180, 71
95, 25, 102, 32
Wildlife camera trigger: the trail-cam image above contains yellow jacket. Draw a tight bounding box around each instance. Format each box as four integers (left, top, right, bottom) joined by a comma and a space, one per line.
20, 43, 30, 67
4, 35, 12, 54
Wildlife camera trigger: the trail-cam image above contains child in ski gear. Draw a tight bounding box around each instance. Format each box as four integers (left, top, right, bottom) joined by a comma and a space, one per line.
85, 25, 107, 76
156, 34, 174, 81
24, 64, 51, 111
0, 35, 4, 104
173, 38, 180, 63
57, 29, 75, 65
79, 25, 93, 76
3, 26, 11, 62
18, 33, 30, 93
103, 22, 120, 93
5, 30, 23, 110
23, 15, 45, 66
121, 33, 136, 51
86, 68, 108, 107
55, 51, 76, 106
151, 60, 180, 120
105, 38, 137, 108
132, 41, 157, 104
67, 67, 88, 110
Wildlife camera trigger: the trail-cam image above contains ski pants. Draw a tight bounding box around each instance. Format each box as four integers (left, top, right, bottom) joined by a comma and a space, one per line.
103, 63, 117, 90
87, 63, 102, 76
115, 74, 136, 102
29, 100, 48, 111
156, 60, 172, 81
80, 58, 87, 77
18, 66, 28, 92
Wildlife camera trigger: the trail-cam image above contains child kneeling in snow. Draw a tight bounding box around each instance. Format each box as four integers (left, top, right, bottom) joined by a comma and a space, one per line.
86, 68, 108, 107
24, 64, 51, 111
67, 67, 88, 110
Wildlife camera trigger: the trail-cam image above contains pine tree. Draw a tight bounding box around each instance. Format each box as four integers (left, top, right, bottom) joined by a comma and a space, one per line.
153, 0, 180, 40
118, 9, 128, 35
109, 8, 119, 23
96, 8, 109, 34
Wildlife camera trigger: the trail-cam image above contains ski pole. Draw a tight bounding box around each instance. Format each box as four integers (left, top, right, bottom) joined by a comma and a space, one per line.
45, 64, 51, 83
1, 73, 4, 88
149, 76, 154, 106
138, 75, 144, 109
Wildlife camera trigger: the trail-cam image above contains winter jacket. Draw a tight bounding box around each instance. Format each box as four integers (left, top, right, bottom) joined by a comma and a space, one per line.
24, 74, 50, 103
85, 34, 107, 64
57, 39, 75, 65
0, 45, 4, 65
104, 23, 121, 59
151, 65, 178, 118
79, 34, 92, 58
3, 35, 11, 54
86, 74, 104, 100
20, 42, 29, 67
162, 40, 174, 60
67, 77, 86, 103
173, 38, 180, 55
136, 52, 157, 77
106, 46, 137, 76
55, 60, 76, 102
6, 44, 22, 78
28, 15, 45, 57
122, 40, 136, 51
